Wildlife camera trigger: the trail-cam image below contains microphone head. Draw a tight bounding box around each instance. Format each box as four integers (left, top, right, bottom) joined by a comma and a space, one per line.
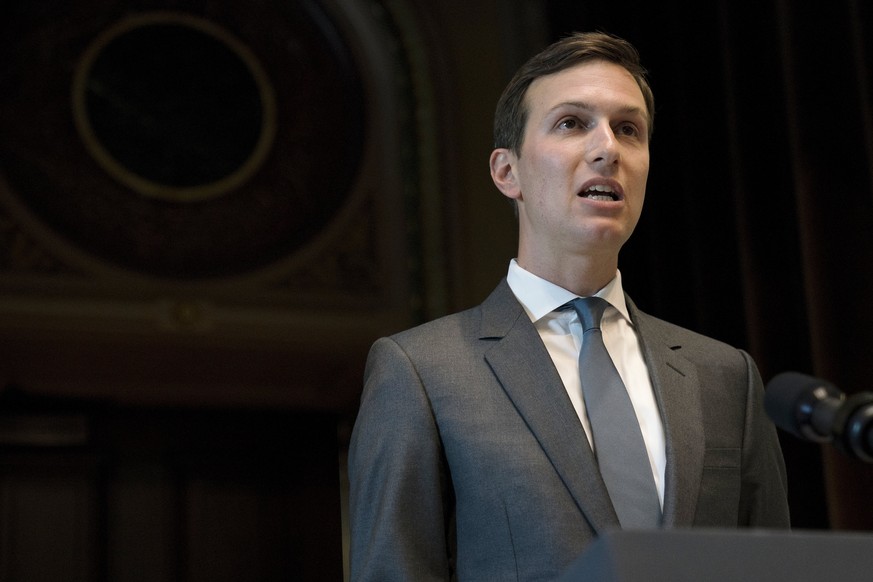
765, 371, 841, 442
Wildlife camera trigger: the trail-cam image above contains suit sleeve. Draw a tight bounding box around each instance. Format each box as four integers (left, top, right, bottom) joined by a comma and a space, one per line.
738, 349, 791, 527
347, 337, 454, 581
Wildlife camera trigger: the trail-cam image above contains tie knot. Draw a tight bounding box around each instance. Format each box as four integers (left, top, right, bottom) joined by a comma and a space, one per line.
571, 296, 608, 331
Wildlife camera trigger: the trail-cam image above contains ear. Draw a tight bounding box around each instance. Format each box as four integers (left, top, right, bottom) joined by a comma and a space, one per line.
489, 148, 522, 201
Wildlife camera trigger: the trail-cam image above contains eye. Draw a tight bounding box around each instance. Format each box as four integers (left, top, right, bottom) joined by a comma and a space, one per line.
557, 116, 590, 131
615, 122, 641, 138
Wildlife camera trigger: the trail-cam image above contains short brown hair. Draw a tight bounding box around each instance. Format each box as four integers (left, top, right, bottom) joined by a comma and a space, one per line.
493, 32, 655, 153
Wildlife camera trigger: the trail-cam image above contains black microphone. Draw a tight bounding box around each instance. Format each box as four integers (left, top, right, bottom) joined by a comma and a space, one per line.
765, 371, 873, 463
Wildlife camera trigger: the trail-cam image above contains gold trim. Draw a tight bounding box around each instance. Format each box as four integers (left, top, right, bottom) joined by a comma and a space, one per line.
71, 11, 277, 203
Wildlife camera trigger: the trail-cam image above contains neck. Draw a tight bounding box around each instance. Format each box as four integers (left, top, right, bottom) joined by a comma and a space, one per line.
515, 250, 618, 297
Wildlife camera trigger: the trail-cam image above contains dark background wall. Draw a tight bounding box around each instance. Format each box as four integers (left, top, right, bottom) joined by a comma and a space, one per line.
1, 0, 872, 579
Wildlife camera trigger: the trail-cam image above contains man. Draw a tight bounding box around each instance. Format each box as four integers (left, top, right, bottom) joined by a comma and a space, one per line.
348, 32, 789, 581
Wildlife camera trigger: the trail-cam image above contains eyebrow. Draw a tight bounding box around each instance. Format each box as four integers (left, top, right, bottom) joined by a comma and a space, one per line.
548, 100, 647, 119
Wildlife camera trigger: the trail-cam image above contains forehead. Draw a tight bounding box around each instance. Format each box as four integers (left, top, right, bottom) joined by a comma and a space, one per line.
524, 60, 646, 117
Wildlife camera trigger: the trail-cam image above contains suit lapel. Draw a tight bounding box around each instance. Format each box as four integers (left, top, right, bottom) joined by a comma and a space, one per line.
628, 299, 705, 527
479, 281, 619, 532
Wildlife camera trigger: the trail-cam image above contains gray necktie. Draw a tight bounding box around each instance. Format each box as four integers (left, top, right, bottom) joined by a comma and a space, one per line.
571, 297, 661, 529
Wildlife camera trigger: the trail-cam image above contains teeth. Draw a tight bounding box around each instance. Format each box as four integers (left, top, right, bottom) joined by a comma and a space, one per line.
582, 184, 617, 201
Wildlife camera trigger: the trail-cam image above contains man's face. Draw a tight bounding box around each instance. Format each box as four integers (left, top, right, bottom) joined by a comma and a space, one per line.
491, 60, 650, 268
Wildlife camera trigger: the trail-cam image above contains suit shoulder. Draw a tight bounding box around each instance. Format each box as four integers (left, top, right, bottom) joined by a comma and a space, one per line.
363, 304, 491, 389
635, 309, 748, 363
386, 304, 483, 351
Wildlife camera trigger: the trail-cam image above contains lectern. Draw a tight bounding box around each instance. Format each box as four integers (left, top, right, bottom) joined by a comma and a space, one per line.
558, 528, 873, 581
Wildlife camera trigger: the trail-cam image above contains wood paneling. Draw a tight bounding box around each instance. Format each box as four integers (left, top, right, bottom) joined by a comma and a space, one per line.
0, 401, 342, 581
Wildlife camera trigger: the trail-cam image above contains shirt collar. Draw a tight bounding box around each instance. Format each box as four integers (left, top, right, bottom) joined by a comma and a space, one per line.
506, 259, 631, 324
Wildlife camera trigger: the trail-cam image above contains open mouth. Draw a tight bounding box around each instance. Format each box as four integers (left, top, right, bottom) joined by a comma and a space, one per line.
579, 184, 620, 201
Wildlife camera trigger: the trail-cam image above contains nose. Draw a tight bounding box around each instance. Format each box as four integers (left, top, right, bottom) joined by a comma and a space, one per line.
586, 123, 620, 167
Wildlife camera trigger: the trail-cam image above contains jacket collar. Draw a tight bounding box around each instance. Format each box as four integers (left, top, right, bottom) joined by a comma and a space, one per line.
627, 297, 705, 527
479, 281, 705, 529
480, 280, 619, 532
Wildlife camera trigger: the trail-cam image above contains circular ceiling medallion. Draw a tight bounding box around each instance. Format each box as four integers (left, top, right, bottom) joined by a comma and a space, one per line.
71, 12, 277, 203
0, 2, 366, 279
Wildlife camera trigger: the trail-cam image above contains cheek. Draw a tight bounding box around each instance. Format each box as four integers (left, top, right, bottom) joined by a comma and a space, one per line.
624, 158, 648, 220
521, 152, 572, 192
629, 157, 649, 195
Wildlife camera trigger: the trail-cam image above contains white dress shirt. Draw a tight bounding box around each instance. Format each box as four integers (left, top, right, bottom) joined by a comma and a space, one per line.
506, 259, 666, 507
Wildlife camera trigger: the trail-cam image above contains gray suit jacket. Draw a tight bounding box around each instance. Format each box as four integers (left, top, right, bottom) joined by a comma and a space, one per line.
348, 280, 789, 581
